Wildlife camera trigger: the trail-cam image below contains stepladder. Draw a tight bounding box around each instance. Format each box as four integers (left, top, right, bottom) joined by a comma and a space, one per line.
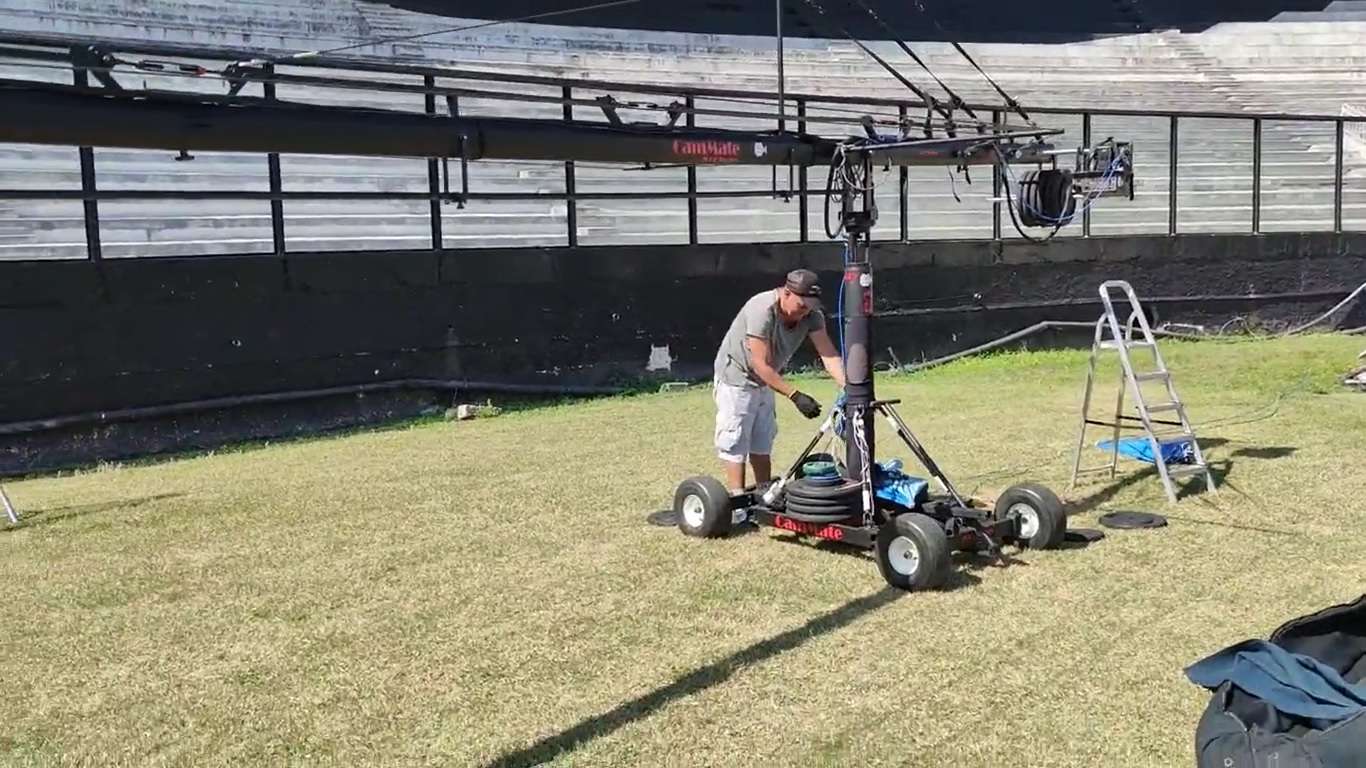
1069, 280, 1216, 504
1, 484, 16, 525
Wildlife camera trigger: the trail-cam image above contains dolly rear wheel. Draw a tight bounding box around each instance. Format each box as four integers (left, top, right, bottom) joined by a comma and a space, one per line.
875, 513, 950, 591
675, 476, 733, 538
994, 483, 1067, 549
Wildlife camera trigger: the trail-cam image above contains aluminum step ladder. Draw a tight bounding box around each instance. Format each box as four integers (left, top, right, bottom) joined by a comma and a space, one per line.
1069, 280, 1216, 504
1, 484, 16, 525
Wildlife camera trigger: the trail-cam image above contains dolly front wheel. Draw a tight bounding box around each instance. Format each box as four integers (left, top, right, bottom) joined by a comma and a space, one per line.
675, 476, 733, 538
994, 483, 1067, 549
875, 513, 950, 591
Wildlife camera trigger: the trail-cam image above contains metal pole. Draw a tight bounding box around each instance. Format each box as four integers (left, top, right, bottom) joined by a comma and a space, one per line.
1168, 115, 1179, 236
1082, 112, 1092, 238
266, 64, 285, 256
1252, 118, 1261, 234
425, 74, 443, 250
563, 85, 577, 247
776, 0, 785, 134
900, 104, 909, 241
686, 94, 698, 245
72, 60, 101, 261
1335, 118, 1345, 233
773, 0, 784, 197
797, 98, 809, 241
992, 109, 1002, 241
842, 153, 876, 479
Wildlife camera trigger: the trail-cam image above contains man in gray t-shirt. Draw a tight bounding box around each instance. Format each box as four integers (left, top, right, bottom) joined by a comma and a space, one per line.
711, 268, 846, 492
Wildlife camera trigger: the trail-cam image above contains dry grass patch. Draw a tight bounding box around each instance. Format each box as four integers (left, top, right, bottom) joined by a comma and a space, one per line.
2, 334, 1363, 766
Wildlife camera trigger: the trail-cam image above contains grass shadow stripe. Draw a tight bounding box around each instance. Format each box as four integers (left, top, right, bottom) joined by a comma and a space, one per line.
485, 587, 906, 767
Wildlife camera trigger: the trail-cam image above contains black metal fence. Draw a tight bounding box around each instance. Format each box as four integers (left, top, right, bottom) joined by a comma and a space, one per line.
1, 30, 1363, 261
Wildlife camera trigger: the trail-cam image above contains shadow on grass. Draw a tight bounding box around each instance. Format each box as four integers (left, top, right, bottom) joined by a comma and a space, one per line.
1058, 530, 1105, 550
2, 492, 188, 532
1070, 457, 1304, 538
1158, 510, 1303, 538
1065, 456, 1230, 515
1174, 458, 1233, 501
769, 533, 994, 591
485, 587, 906, 768
1230, 445, 1298, 461
1064, 466, 1158, 517
770, 532, 873, 562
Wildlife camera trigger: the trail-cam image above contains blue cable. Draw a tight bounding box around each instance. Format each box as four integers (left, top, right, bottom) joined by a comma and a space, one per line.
1003, 155, 1124, 226
838, 240, 849, 365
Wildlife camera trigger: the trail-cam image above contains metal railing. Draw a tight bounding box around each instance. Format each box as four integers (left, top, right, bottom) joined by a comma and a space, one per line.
0, 30, 1363, 261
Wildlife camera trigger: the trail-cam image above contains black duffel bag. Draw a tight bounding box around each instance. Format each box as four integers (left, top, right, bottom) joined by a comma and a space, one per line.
1188, 593, 1366, 767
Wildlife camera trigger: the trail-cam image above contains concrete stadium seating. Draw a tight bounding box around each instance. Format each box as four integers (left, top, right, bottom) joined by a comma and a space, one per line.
1, 0, 1364, 259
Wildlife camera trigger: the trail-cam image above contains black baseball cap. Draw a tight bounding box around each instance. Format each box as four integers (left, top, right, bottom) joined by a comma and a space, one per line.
784, 268, 823, 308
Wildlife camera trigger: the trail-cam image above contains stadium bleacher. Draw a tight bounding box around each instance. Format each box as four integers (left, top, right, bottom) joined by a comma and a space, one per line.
1, 0, 1363, 258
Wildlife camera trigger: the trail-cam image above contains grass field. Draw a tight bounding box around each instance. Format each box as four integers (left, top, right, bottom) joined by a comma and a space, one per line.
3, 334, 1364, 767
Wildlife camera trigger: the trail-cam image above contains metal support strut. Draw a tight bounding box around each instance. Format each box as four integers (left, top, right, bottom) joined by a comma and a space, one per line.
2, 485, 17, 525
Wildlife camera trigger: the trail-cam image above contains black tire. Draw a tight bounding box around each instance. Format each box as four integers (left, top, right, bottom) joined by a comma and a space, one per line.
875, 512, 951, 591
784, 495, 862, 510
785, 478, 863, 501
785, 502, 862, 519
781, 509, 861, 524
993, 482, 1067, 549
674, 476, 733, 538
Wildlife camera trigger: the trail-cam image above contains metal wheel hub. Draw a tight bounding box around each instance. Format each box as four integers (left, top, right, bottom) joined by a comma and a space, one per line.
1009, 502, 1040, 540
682, 494, 706, 528
887, 535, 921, 577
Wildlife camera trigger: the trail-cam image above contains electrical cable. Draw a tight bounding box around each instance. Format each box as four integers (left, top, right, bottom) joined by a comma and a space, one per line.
892, 277, 1365, 376
1277, 279, 1366, 337
839, 0, 979, 123
987, 141, 1125, 243
905, 0, 1034, 125
790, 0, 968, 128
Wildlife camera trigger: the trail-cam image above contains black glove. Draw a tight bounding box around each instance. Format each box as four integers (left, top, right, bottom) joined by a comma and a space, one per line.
789, 390, 822, 419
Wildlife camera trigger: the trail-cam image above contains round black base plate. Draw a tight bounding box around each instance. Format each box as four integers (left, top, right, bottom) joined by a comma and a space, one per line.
1098, 510, 1168, 530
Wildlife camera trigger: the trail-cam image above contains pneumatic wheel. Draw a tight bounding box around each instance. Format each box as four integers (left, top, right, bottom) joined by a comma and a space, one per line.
675, 476, 733, 538
993, 482, 1067, 549
875, 512, 951, 591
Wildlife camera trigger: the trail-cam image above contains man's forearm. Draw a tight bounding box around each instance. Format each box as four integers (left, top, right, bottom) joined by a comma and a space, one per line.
753, 363, 795, 398
822, 355, 847, 389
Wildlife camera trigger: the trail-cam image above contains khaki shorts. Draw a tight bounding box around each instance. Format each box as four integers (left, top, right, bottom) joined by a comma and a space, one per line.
713, 379, 777, 463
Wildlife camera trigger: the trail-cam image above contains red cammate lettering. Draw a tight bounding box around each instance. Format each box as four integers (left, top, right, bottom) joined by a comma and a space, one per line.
772, 515, 845, 541
672, 139, 742, 162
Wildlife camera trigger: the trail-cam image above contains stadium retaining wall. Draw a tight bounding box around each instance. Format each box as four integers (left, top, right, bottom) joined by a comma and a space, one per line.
3, 232, 1364, 473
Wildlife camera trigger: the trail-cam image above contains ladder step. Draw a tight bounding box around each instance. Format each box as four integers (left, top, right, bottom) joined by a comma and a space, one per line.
1152, 429, 1195, 440
1099, 339, 1155, 350
1165, 463, 1209, 477
1146, 402, 1182, 413
1134, 371, 1170, 382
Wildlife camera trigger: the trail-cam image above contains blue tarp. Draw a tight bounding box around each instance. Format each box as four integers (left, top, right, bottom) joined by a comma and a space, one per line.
1097, 436, 1195, 465
1186, 639, 1366, 725
873, 459, 930, 509
828, 392, 929, 507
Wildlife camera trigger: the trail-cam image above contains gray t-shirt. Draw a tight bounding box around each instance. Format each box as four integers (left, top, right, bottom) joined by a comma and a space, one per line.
714, 289, 826, 388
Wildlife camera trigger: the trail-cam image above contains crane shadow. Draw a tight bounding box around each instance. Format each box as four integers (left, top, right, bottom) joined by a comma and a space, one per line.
2, 492, 188, 532
485, 587, 905, 767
